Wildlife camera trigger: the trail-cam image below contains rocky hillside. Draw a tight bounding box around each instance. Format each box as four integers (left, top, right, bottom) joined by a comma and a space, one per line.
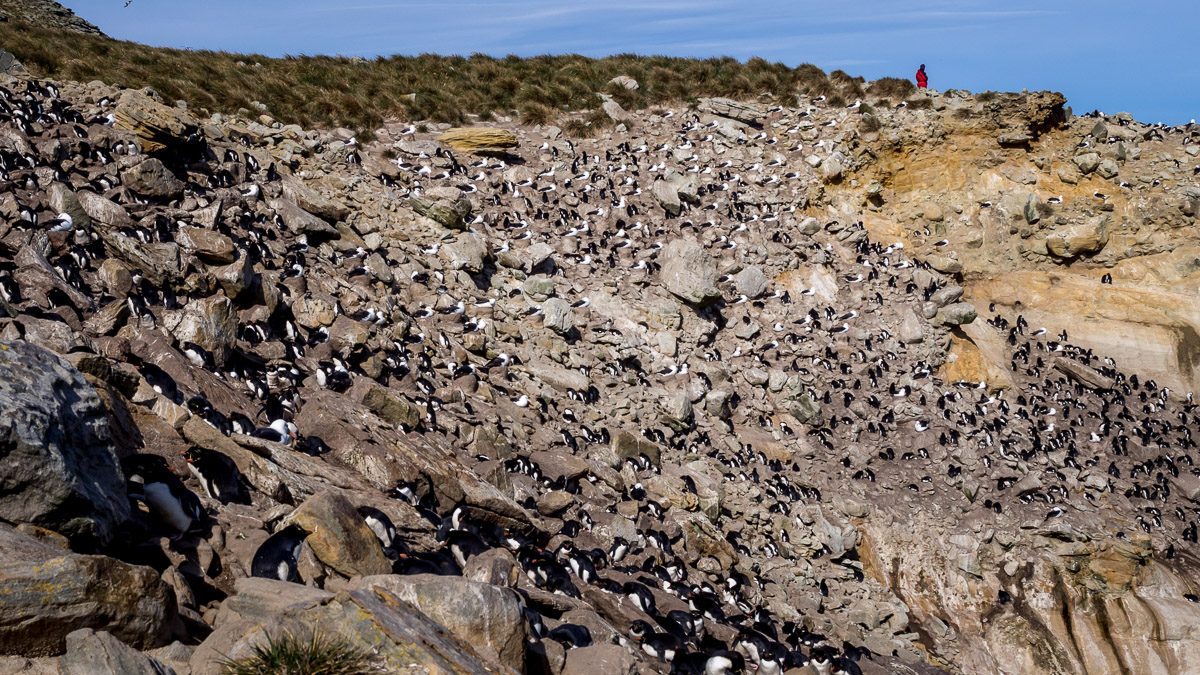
2, 64, 1200, 675
0, 0, 101, 36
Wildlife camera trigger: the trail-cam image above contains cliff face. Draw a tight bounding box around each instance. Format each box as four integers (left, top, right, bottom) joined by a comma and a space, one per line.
0, 0, 103, 35
2, 63, 1200, 674
836, 91, 1200, 398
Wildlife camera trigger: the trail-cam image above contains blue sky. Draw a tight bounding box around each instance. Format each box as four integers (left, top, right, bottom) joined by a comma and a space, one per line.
75, 1, 1195, 124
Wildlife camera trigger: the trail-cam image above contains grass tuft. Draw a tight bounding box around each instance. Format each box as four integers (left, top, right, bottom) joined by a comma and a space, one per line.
220, 629, 372, 675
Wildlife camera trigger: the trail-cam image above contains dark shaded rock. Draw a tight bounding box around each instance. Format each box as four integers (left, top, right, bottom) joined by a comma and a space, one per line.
0, 341, 127, 548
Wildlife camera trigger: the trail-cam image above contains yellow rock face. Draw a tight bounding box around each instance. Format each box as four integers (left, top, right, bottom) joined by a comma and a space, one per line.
439, 127, 519, 152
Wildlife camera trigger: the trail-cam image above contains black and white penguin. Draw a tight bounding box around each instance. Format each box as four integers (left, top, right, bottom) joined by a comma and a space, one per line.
123, 455, 204, 535
252, 418, 298, 446
251, 525, 307, 582
358, 505, 397, 549
183, 446, 251, 505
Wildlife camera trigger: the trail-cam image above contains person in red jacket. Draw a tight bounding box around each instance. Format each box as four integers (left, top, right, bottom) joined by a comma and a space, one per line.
916, 64, 928, 89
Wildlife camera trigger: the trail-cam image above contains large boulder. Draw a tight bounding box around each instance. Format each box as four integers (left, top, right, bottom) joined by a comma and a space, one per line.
697, 97, 764, 125
113, 89, 200, 154
651, 179, 681, 217
59, 629, 178, 675
0, 525, 180, 656
353, 574, 528, 673
439, 127, 518, 152
283, 490, 391, 578
1046, 219, 1109, 258
410, 187, 473, 230
206, 586, 501, 674
120, 158, 184, 200
0, 341, 128, 548
166, 295, 238, 368
659, 238, 721, 306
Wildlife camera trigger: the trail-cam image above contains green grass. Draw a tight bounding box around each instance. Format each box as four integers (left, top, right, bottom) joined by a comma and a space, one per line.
220, 630, 372, 675
0, 20, 893, 133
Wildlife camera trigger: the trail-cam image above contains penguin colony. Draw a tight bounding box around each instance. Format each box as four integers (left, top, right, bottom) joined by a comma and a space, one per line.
4, 74, 1200, 674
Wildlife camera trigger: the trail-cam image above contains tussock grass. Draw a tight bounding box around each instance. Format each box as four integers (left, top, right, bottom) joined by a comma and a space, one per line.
219, 630, 372, 675
0, 20, 890, 132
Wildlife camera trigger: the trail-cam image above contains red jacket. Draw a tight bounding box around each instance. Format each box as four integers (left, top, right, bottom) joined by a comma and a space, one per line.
916, 69, 928, 87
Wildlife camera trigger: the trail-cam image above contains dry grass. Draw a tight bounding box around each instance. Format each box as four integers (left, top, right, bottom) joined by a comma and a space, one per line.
219, 630, 372, 675
0, 20, 894, 132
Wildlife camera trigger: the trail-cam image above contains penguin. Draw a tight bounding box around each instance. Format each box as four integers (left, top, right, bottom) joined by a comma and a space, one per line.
357, 505, 397, 553
182, 446, 251, 505
251, 525, 307, 582
122, 455, 203, 535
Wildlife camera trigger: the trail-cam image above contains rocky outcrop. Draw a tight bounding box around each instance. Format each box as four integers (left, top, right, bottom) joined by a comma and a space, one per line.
0, 0, 104, 36
2, 72, 1200, 675
439, 127, 518, 152
0, 525, 181, 656
0, 341, 127, 548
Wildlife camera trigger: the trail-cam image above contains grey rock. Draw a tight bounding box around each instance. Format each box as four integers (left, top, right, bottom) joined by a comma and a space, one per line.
1073, 152, 1100, 174
352, 574, 527, 672
697, 97, 764, 125
899, 308, 924, 344
651, 179, 681, 217
0, 525, 181, 657
409, 187, 472, 230
120, 159, 184, 200
659, 238, 721, 306
0, 341, 128, 548
59, 629, 177, 675
734, 265, 768, 299
935, 302, 977, 326
541, 298, 574, 335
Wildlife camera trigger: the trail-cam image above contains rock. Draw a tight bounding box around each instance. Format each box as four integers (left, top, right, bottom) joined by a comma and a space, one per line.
929, 284, 964, 308
168, 295, 238, 367
651, 179, 681, 217
1024, 195, 1042, 224
176, 225, 235, 264
609, 75, 639, 90
270, 197, 338, 237
899, 308, 924, 344
442, 231, 489, 273
0, 524, 180, 656
351, 574, 527, 673
59, 629, 178, 675
659, 238, 721, 306
1097, 158, 1119, 179
409, 187, 472, 230
113, 89, 200, 153
935, 302, 977, 326
438, 127, 519, 152
0, 49, 28, 77
526, 360, 589, 392
213, 587, 497, 674
77, 191, 135, 230
281, 176, 349, 222
46, 183, 91, 230
1046, 219, 1108, 258
823, 152, 845, 180
537, 490, 574, 516
563, 644, 635, 675
283, 490, 391, 578
602, 100, 632, 123
1054, 358, 1114, 391
697, 97, 764, 125
612, 430, 661, 469
1073, 152, 1100, 174
734, 265, 768, 299
542, 298, 574, 335
120, 158, 184, 200
0, 341, 127, 548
